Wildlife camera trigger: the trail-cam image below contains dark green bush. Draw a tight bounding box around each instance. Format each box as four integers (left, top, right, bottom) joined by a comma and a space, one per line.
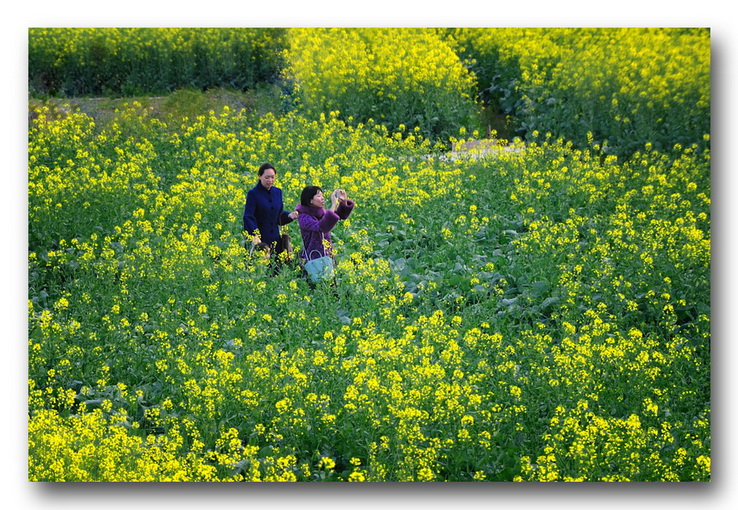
28, 28, 287, 97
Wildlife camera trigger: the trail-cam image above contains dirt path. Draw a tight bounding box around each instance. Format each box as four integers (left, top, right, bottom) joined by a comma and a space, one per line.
445, 138, 524, 160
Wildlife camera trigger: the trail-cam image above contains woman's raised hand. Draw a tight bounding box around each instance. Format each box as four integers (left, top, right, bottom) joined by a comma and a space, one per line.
329, 189, 347, 211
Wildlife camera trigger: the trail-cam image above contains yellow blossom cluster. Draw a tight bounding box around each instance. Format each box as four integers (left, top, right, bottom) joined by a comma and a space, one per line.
284, 28, 477, 140
28, 36, 709, 480
450, 28, 709, 156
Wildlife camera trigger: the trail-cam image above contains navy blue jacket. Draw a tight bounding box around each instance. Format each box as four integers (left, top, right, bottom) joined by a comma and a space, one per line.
243, 182, 294, 244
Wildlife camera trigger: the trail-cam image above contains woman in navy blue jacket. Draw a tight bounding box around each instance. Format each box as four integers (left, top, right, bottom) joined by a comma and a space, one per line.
243, 163, 298, 265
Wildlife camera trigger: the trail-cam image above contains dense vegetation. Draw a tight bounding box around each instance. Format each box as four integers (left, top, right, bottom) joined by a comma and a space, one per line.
29, 27, 709, 155
28, 28, 287, 96
449, 27, 710, 157
27, 28, 710, 481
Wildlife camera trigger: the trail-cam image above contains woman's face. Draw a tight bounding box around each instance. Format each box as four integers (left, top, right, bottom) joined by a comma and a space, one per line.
259, 168, 276, 189
310, 190, 325, 208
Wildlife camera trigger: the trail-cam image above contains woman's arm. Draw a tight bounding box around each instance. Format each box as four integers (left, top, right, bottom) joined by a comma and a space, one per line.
299, 210, 340, 234
298, 213, 319, 232
336, 199, 354, 220
243, 191, 261, 243
277, 190, 297, 225
279, 208, 295, 226
329, 190, 354, 219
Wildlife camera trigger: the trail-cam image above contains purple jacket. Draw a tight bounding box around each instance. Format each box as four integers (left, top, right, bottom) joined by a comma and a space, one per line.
296, 200, 354, 261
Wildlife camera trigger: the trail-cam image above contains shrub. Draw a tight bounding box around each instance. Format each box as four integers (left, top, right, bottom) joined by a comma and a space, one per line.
283, 28, 479, 141
450, 28, 710, 157
28, 28, 287, 96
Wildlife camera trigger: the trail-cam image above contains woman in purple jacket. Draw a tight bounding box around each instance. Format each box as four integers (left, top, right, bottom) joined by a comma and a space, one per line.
295, 185, 354, 270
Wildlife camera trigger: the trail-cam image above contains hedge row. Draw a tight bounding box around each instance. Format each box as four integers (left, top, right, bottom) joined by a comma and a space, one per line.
449, 28, 710, 156
28, 28, 287, 96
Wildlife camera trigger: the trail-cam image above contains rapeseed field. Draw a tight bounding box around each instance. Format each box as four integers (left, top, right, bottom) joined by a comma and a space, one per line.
28, 27, 710, 482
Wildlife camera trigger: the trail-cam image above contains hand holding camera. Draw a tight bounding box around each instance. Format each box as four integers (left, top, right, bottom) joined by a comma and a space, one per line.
329, 189, 347, 211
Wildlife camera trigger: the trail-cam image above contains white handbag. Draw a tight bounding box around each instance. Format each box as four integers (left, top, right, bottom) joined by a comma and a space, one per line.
304, 249, 334, 282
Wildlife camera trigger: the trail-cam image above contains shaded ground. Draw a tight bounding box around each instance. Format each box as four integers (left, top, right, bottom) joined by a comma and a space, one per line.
29, 88, 519, 158
446, 138, 525, 160
28, 86, 284, 127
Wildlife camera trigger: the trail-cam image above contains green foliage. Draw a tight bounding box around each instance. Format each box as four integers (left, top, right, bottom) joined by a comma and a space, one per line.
28, 101, 710, 481
283, 28, 479, 142
28, 28, 287, 96
450, 28, 710, 157
29, 27, 711, 158
27, 25, 711, 484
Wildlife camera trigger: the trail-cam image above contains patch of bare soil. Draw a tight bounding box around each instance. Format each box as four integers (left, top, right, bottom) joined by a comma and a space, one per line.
447, 138, 524, 160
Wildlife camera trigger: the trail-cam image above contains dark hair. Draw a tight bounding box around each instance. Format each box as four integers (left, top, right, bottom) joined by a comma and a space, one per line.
258, 163, 276, 176
300, 185, 323, 207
